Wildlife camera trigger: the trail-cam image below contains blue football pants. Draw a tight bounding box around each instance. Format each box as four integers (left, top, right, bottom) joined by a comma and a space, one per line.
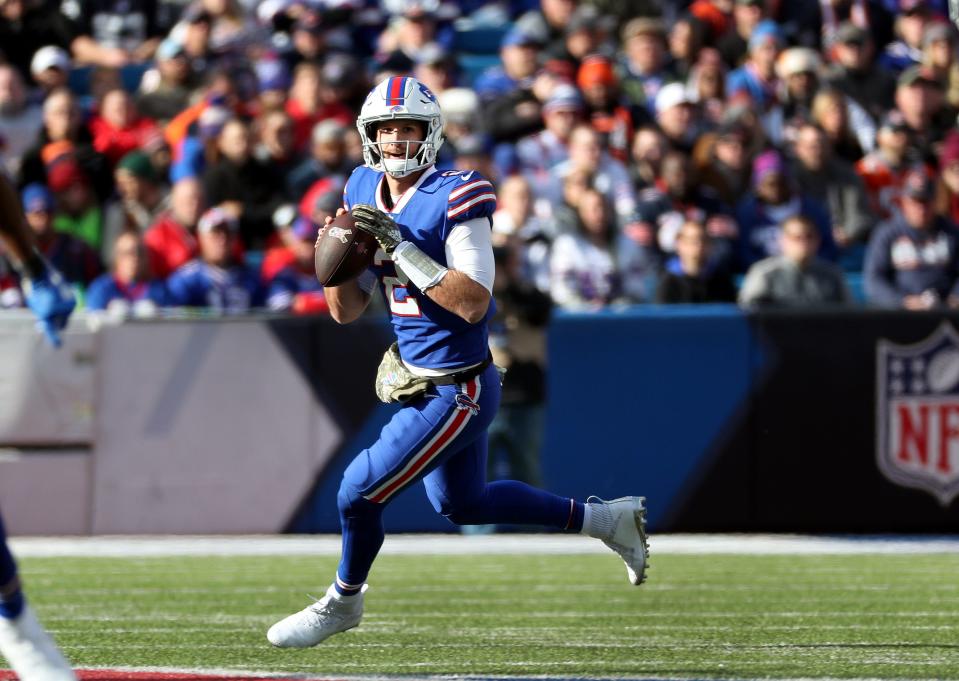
335, 363, 579, 589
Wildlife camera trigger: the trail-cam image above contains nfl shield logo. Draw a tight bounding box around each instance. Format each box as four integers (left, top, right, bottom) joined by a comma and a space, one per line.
877, 322, 959, 506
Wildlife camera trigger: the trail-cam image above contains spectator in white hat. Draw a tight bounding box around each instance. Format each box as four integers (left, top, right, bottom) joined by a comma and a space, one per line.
29, 46, 71, 97
654, 81, 700, 153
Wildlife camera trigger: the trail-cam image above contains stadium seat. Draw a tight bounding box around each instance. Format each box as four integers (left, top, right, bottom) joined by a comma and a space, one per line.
457, 54, 501, 87
452, 27, 509, 54
845, 272, 866, 303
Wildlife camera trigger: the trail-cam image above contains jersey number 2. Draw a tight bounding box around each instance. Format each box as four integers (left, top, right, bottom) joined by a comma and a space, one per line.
376, 251, 421, 317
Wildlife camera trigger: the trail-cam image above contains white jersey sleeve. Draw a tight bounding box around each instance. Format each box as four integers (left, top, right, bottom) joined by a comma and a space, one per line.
445, 217, 495, 293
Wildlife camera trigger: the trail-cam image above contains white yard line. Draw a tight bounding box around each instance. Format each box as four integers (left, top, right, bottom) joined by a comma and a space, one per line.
8, 533, 959, 558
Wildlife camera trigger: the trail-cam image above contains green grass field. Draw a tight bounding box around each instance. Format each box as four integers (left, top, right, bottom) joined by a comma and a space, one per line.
12, 550, 959, 679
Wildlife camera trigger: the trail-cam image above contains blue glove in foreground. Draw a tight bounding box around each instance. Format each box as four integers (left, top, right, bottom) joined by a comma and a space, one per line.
22, 265, 76, 348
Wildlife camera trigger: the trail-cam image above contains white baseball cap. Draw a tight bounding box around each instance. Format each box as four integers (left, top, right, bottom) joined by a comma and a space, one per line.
30, 46, 71, 77
655, 82, 697, 115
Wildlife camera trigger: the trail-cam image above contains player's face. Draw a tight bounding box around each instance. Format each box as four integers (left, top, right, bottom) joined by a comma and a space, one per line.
375, 120, 425, 161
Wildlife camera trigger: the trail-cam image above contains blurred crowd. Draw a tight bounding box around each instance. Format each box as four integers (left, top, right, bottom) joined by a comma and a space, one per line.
2, 0, 959, 317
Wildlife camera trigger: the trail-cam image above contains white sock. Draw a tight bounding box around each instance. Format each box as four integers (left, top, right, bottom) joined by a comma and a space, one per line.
582, 499, 614, 539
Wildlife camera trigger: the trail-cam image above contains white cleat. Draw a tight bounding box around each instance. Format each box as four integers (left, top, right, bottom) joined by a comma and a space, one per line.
587, 495, 650, 585
267, 584, 366, 648
0, 605, 76, 681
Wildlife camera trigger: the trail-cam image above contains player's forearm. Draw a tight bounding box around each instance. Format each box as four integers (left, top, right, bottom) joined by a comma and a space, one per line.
325, 280, 371, 324
424, 270, 490, 324
0, 174, 44, 278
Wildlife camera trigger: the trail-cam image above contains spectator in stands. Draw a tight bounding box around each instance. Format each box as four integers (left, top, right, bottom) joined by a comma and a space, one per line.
85, 231, 168, 315
879, 0, 929, 74
48, 157, 104, 253
516, 0, 575, 58
686, 47, 726, 126
29, 45, 71, 98
0, 2, 74, 85
616, 17, 672, 117
894, 64, 950, 165
89, 89, 161, 167
655, 220, 736, 303
935, 131, 959, 224
791, 123, 875, 250
286, 120, 352, 199
726, 20, 783, 112
202, 117, 284, 248
864, 166, 959, 309
632, 149, 736, 270
262, 208, 327, 315
144, 177, 204, 279
474, 27, 542, 102
856, 110, 913, 220
254, 109, 299, 187
0, 65, 42, 179
810, 88, 872, 164
166, 207, 264, 313
736, 149, 835, 269
480, 31, 549, 145
655, 82, 702, 155
668, 15, 706, 82
717, 0, 766, 68
492, 175, 553, 291
922, 21, 959, 109
629, 125, 668, 192
102, 150, 170, 262
413, 42, 457, 95
255, 57, 291, 115
515, 84, 583, 185
136, 39, 197, 123
65, 0, 169, 67
547, 124, 636, 229
577, 54, 635, 163
550, 186, 621, 309
18, 88, 111, 200
20, 182, 101, 287
693, 119, 752, 206
377, 2, 444, 66
739, 215, 852, 308
823, 22, 897, 123
285, 62, 352, 152
776, 47, 822, 138
558, 6, 604, 69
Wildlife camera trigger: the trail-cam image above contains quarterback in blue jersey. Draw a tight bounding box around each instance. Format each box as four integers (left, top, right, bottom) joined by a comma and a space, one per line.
267, 77, 649, 649
0, 174, 77, 680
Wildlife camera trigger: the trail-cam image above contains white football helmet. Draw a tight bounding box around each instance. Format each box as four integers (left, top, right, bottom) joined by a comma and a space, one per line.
357, 76, 445, 178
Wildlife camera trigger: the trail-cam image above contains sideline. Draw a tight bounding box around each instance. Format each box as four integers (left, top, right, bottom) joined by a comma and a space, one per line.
10, 533, 959, 558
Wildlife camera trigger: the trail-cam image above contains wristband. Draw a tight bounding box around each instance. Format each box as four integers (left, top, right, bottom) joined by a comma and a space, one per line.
393, 241, 448, 291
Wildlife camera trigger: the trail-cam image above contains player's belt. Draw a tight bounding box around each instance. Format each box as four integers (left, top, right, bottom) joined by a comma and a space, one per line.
428, 354, 493, 386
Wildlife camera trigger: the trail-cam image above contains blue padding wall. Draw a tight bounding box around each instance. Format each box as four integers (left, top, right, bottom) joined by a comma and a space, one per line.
301, 305, 760, 533
541, 305, 758, 531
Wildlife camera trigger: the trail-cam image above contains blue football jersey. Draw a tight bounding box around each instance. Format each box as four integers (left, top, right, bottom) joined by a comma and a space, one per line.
344, 165, 497, 370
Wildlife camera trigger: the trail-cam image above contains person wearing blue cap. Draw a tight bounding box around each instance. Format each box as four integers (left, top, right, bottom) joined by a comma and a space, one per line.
514, 84, 585, 179
726, 19, 784, 111
473, 26, 543, 102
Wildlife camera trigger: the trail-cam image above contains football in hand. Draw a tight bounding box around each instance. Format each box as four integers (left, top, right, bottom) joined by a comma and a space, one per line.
314, 212, 377, 286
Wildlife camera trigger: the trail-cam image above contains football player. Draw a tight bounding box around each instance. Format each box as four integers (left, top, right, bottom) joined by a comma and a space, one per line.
0, 173, 77, 679
267, 77, 649, 648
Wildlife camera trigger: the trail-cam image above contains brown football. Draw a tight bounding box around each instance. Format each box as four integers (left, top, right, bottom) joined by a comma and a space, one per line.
314, 212, 377, 286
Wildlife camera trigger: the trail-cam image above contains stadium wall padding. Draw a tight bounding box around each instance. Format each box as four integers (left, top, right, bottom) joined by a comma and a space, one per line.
2, 309, 958, 535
